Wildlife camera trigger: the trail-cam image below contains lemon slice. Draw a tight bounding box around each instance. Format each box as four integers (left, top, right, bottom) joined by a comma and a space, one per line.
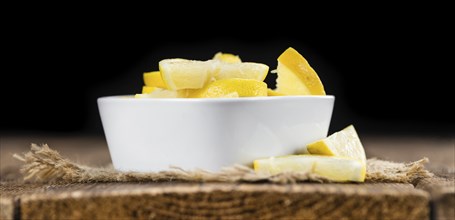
143, 71, 167, 89
215, 62, 269, 82
142, 86, 156, 94
189, 78, 267, 98
275, 47, 325, 95
267, 89, 285, 96
220, 92, 240, 98
159, 59, 269, 90
213, 52, 242, 63
254, 155, 365, 182
135, 88, 188, 98
307, 125, 366, 165
159, 59, 215, 90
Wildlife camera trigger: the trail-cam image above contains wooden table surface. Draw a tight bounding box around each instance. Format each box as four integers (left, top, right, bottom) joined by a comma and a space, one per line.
1, 135, 454, 219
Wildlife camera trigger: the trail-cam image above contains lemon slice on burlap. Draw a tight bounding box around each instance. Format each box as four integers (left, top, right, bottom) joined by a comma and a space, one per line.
275, 47, 325, 95
254, 155, 365, 182
307, 125, 366, 165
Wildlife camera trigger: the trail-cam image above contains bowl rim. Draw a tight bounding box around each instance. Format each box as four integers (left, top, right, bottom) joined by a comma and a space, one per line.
98, 95, 335, 103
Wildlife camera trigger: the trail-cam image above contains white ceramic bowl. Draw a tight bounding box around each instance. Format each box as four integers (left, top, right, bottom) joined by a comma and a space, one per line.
98, 96, 334, 172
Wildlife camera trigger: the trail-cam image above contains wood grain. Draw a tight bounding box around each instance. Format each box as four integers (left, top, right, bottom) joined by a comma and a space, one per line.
11, 183, 428, 220
0, 197, 14, 220
1, 135, 453, 219
417, 175, 455, 220
0, 183, 48, 220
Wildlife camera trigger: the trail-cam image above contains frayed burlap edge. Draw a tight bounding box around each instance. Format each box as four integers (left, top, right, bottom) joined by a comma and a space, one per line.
13, 144, 432, 184
366, 158, 433, 185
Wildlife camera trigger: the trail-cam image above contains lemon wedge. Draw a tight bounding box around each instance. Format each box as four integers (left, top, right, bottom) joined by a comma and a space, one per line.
143, 71, 167, 89
159, 59, 215, 90
275, 47, 325, 95
142, 86, 156, 94
213, 52, 242, 63
307, 125, 366, 165
159, 59, 269, 90
215, 62, 269, 82
135, 88, 188, 98
267, 89, 284, 96
189, 78, 267, 98
254, 155, 365, 182
220, 92, 240, 98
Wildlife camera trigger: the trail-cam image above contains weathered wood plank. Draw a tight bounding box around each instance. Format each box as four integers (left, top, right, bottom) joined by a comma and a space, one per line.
0, 196, 14, 220
416, 173, 455, 220
15, 183, 429, 220
1, 182, 48, 220
2, 136, 452, 219
432, 188, 455, 220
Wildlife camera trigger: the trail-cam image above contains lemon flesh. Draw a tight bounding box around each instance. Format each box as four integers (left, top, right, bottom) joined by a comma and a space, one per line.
275, 47, 325, 95
213, 52, 242, 63
135, 88, 188, 98
143, 71, 167, 89
215, 62, 269, 82
307, 125, 366, 166
254, 155, 365, 182
221, 92, 240, 98
142, 86, 156, 94
159, 59, 269, 90
267, 89, 285, 96
159, 59, 215, 90
189, 78, 267, 98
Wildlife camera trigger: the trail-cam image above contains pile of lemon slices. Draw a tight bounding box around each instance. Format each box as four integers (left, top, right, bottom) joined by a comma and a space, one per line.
254, 125, 367, 182
136, 48, 366, 182
135, 48, 325, 98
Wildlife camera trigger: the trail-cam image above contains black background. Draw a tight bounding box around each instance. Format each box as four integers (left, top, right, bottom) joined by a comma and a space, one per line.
1, 8, 453, 137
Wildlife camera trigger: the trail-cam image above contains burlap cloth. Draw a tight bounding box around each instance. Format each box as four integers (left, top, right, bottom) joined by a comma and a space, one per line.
14, 144, 432, 184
